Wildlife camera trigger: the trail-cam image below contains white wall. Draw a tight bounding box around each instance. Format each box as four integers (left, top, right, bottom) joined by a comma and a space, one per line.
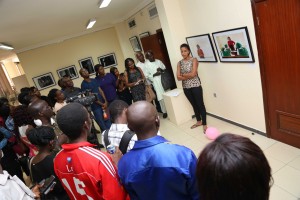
156, 0, 266, 132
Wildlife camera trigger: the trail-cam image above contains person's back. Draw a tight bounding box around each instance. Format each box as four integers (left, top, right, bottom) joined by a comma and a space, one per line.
118, 135, 198, 200
118, 101, 199, 200
54, 103, 127, 199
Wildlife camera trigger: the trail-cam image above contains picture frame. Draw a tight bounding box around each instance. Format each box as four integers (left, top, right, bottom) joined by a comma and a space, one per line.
32, 72, 56, 90
129, 36, 142, 52
139, 31, 150, 39
212, 27, 255, 63
57, 65, 79, 80
78, 57, 95, 75
186, 34, 218, 62
97, 53, 117, 68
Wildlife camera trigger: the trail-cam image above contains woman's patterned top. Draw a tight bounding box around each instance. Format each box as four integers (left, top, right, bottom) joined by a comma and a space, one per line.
179, 58, 201, 88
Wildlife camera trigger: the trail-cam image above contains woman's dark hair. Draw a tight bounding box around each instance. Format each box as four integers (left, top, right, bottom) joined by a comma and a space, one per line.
18, 92, 31, 105
12, 105, 34, 127
124, 58, 137, 73
27, 126, 55, 147
180, 43, 191, 54
108, 100, 129, 122
47, 88, 59, 108
110, 67, 117, 76
94, 64, 104, 76
196, 133, 272, 200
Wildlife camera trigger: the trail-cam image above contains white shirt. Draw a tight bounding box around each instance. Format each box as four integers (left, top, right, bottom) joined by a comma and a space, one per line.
101, 124, 161, 152
136, 60, 151, 85
0, 171, 35, 200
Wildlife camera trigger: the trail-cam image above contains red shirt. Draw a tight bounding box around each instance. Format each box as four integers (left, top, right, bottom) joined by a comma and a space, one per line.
54, 142, 128, 200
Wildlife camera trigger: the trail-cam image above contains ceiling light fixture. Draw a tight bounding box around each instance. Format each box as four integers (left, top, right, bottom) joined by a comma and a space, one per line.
0, 43, 14, 50
99, 0, 111, 8
86, 18, 96, 29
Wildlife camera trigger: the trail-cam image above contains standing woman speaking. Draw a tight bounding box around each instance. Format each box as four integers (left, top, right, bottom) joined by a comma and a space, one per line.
177, 43, 208, 133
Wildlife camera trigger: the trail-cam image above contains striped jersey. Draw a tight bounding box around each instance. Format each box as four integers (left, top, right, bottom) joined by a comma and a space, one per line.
54, 142, 128, 200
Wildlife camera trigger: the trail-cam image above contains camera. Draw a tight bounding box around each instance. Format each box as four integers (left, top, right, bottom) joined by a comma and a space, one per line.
66, 89, 97, 107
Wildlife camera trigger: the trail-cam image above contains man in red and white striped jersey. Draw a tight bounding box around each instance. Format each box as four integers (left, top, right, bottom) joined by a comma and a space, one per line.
54, 103, 128, 200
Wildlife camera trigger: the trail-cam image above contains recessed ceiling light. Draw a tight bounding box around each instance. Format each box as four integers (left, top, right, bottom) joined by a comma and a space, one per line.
99, 0, 111, 8
0, 43, 14, 50
86, 18, 96, 29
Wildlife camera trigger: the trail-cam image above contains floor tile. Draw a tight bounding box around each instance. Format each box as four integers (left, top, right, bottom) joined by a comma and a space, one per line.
248, 133, 277, 151
265, 154, 286, 174
288, 156, 300, 171
273, 166, 300, 197
264, 142, 300, 164
270, 185, 298, 200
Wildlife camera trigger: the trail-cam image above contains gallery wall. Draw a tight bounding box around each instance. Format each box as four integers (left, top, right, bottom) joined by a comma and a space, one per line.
18, 27, 124, 96
156, 0, 266, 132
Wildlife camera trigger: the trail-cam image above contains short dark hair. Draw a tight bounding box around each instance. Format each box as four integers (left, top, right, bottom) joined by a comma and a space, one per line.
12, 105, 34, 127
110, 67, 117, 75
196, 133, 272, 200
109, 100, 129, 122
47, 88, 59, 108
56, 103, 88, 140
180, 43, 191, 53
94, 64, 103, 76
18, 92, 31, 105
27, 126, 55, 147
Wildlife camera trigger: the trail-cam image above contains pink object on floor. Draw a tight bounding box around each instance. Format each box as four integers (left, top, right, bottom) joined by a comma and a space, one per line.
205, 127, 220, 140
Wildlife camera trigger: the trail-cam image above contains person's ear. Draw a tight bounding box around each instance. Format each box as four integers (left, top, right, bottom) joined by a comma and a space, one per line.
155, 116, 160, 128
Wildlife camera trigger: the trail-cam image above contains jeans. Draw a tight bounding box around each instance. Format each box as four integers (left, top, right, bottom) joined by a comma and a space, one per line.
183, 86, 207, 125
92, 108, 112, 131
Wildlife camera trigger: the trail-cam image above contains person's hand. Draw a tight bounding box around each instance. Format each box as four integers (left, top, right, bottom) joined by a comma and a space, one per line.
31, 184, 42, 199
102, 102, 108, 109
110, 147, 123, 166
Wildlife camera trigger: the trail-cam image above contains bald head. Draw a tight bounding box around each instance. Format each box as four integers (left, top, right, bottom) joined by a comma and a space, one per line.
135, 52, 145, 63
127, 101, 159, 140
28, 99, 53, 120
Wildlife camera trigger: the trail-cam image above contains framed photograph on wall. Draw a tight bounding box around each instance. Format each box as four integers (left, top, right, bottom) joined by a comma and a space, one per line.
32, 72, 56, 90
129, 36, 142, 52
186, 34, 218, 62
78, 57, 95, 75
212, 27, 255, 62
57, 65, 78, 80
97, 53, 117, 68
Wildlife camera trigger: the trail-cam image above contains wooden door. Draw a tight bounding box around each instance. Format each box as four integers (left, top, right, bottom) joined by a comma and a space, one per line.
140, 30, 177, 89
251, 0, 300, 147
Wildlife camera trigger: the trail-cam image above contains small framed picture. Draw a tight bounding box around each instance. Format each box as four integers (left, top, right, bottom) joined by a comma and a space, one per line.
57, 65, 79, 80
129, 36, 142, 52
186, 34, 218, 62
139, 31, 150, 39
212, 27, 255, 63
97, 53, 117, 68
32, 72, 56, 90
78, 57, 95, 75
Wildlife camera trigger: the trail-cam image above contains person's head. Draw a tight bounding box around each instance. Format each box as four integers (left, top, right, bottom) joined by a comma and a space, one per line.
48, 89, 65, 107
0, 97, 9, 106
135, 52, 145, 63
56, 103, 91, 141
94, 64, 105, 77
27, 126, 56, 151
145, 50, 154, 62
180, 43, 191, 58
110, 67, 119, 77
12, 105, 34, 127
20, 87, 31, 93
28, 100, 54, 122
0, 101, 10, 120
62, 77, 74, 88
57, 78, 65, 90
127, 101, 159, 140
109, 100, 129, 123
18, 92, 31, 106
125, 58, 137, 72
119, 73, 126, 81
196, 44, 200, 49
227, 36, 231, 41
30, 86, 41, 98
196, 133, 272, 200
79, 68, 90, 79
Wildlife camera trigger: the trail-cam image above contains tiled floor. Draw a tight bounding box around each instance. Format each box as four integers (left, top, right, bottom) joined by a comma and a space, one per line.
159, 115, 300, 200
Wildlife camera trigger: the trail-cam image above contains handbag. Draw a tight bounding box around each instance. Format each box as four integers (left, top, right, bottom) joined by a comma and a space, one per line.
145, 85, 156, 102
161, 69, 176, 91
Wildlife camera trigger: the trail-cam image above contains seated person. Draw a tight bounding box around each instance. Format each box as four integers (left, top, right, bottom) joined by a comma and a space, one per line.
196, 133, 272, 200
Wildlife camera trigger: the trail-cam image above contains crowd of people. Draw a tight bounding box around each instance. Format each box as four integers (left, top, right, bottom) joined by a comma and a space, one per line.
0, 45, 273, 199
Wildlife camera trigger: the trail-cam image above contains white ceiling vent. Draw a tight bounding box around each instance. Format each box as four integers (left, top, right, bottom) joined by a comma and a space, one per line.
128, 19, 136, 29
148, 5, 158, 19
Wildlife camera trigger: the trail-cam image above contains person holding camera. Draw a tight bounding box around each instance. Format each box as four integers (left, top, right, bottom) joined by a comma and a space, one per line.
79, 68, 111, 131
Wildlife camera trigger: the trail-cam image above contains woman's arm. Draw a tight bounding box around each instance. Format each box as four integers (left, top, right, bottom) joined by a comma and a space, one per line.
181, 58, 198, 79
137, 67, 146, 81
97, 87, 108, 109
177, 61, 188, 81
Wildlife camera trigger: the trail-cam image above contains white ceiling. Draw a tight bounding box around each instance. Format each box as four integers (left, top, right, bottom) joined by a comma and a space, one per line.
0, 0, 153, 60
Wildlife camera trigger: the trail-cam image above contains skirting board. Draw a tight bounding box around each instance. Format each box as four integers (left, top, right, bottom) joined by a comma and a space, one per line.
192, 113, 266, 136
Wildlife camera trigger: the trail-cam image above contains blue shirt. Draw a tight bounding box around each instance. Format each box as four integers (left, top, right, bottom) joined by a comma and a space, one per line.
95, 73, 117, 102
81, 79, 104, 110
118, 136, 200, 200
